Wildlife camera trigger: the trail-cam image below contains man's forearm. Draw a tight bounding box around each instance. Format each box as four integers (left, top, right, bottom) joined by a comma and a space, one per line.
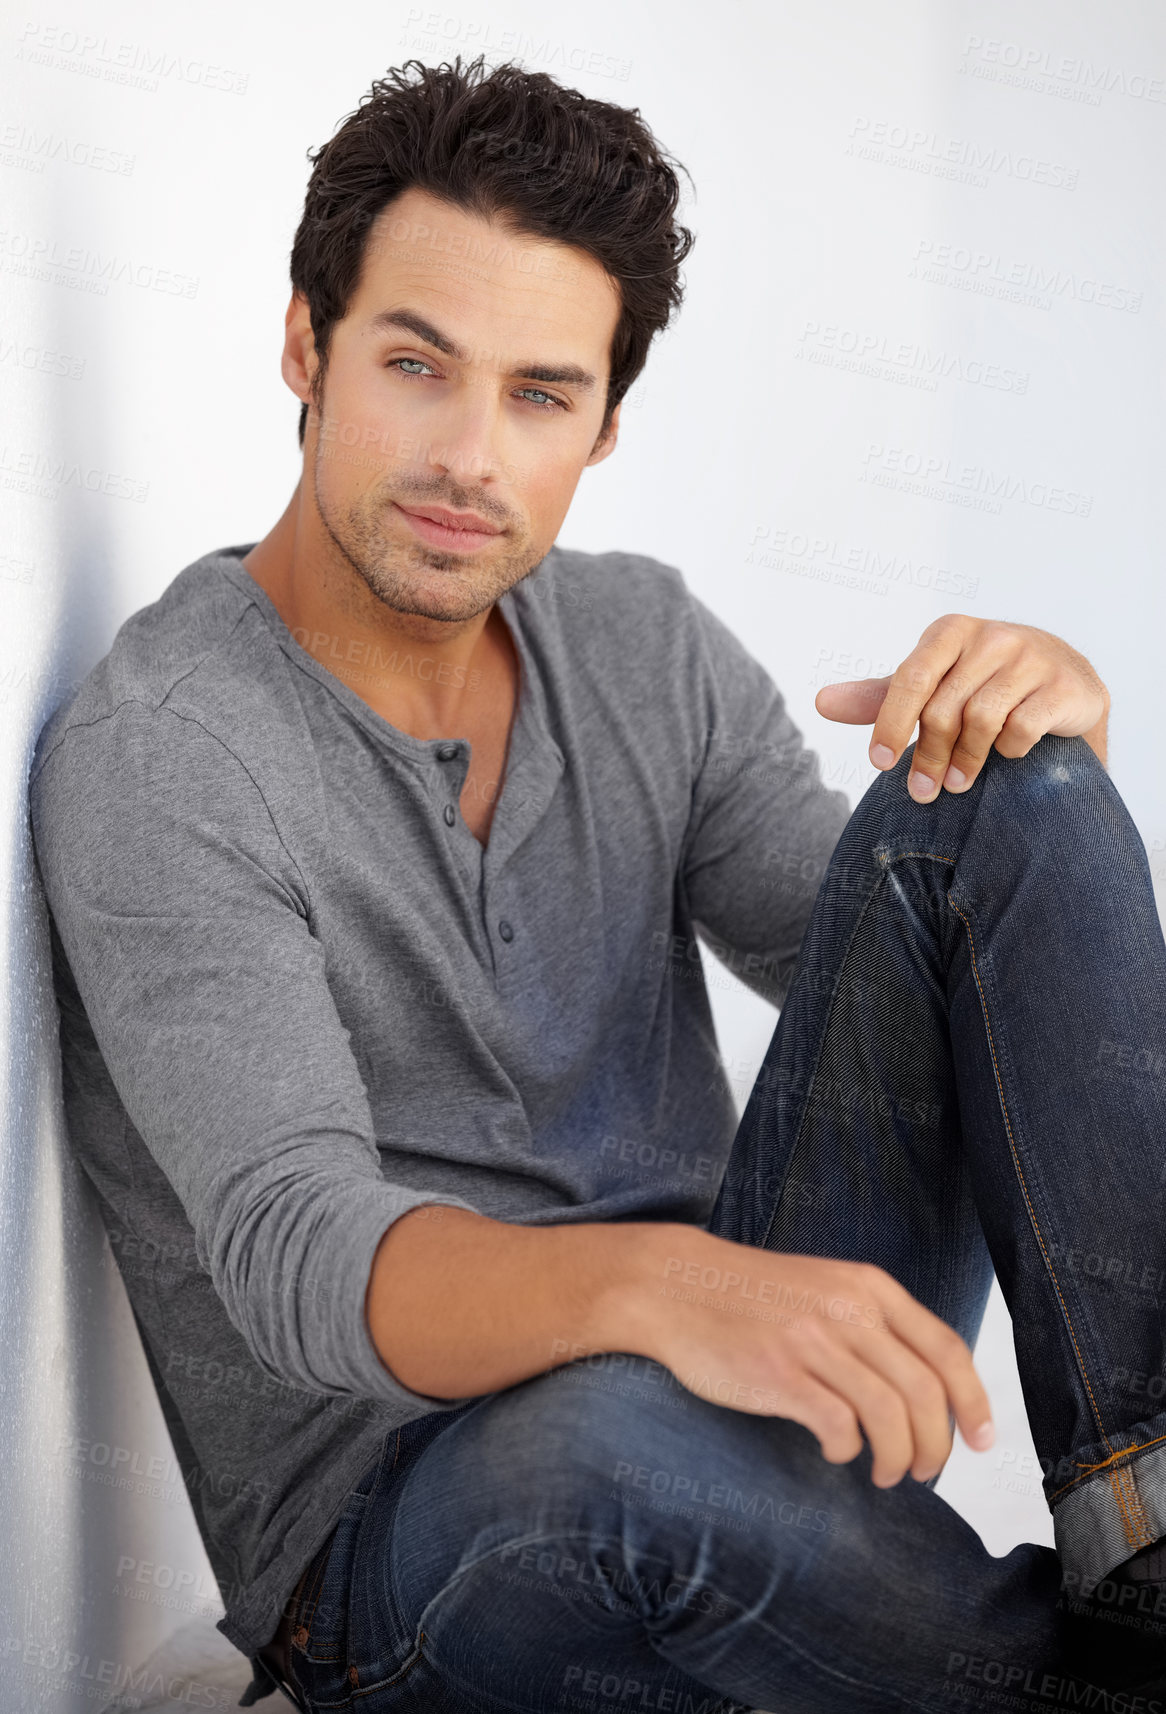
365, 1204, 996, 1489
365, 1204, 676, 1400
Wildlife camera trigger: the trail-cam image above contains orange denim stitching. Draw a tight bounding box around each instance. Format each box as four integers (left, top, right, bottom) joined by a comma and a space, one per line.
1121, 1463, 1150, 1539
944, 895, 1147, 1551
1116, 1452, 1151, 1538
1049, 1433, 1166, 1502
878, 853, 1150, 1545
1118, 1470, 1142, 1547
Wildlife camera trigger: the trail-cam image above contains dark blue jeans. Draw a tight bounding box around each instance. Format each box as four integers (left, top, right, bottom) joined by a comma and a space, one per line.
280, 736, 1166, 1712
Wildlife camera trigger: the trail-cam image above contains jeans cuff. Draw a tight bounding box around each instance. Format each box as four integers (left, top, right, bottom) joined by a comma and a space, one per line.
1050, 1411, 1166, 1597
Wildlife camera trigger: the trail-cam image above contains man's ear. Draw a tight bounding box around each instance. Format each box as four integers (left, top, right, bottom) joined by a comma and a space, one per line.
281, 291, 318, 408
587, 399, 622, 467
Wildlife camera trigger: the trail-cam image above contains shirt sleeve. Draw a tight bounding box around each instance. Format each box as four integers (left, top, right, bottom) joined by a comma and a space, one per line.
680, 593, 853, 1007
28, 697, 480, 1408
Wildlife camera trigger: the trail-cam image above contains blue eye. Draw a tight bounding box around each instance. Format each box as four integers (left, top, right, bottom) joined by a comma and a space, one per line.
385, 357, 566, 413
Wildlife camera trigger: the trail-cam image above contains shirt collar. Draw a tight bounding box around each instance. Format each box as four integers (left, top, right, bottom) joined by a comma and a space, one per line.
213, 543, 565, 863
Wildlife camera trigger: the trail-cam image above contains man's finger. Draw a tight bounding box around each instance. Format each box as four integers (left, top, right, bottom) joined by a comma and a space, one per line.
899, 641, 1035, 800
867, 618, 972, 769
993, 690, 1066, 759
769, 1374, 865, 1467
940, 669, 1044, 791
797, 1337, 917, 1487
910, 663, 1038, 799
839, 1324, 956, 1482
907, 691, 974, 802
868, 1272, 994, 1453
814, 677, 892, 725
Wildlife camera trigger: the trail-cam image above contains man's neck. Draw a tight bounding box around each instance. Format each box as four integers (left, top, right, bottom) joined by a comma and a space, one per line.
242, 487, 504, 739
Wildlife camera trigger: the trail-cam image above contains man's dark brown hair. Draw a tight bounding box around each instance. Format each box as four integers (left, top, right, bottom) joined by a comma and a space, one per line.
289, 54, 695, 450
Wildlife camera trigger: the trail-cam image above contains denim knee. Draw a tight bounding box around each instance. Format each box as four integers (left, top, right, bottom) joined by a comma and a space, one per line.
851, 732, 1107, 844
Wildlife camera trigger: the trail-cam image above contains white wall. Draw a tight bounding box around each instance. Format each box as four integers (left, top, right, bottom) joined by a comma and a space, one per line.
3, 1, 1162, 1705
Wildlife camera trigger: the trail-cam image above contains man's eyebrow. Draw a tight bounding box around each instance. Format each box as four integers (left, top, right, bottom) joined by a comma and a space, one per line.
366, 308, 598, 393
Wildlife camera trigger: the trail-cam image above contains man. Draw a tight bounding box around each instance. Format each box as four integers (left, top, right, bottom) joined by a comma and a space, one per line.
28, 54, 1166, 1714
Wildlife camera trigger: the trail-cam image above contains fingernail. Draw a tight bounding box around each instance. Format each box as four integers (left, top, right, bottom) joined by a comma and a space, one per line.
969, 1421, 995, 1450
870, 743, 895, 769
943, 766, 967, 792
908, 771, 936, 801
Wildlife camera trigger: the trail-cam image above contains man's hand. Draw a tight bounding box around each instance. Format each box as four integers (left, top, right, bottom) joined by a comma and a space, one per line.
620, 1233, 994, 1488
815, 614, 1109, 802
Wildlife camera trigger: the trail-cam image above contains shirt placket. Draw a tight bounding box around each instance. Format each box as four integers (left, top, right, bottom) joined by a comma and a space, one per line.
425, 614, 564, 989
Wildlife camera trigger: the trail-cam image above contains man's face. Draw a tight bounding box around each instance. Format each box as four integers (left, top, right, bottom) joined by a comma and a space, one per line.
287, 185, 623, 623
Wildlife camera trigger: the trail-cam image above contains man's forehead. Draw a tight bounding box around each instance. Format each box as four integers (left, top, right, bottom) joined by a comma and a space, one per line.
350, 202, 619, 377
363, 198, 587, 294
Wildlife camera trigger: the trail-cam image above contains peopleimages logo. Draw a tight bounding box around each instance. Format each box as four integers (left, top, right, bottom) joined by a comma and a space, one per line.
960, 34, 1166, 106
796, 320, 1029, 395
860, 443, 1092, 519
0, 123, 135, 175
946, 1651, 1165, 1713
0, 227, 199, 298
746, 522, 980, 601
0, 443, 149, 502
909, 240, 1142, 314
14, 21, 250, 95
847, 116, 1078, 189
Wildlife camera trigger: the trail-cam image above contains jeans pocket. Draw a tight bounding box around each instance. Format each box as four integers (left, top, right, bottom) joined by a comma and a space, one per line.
289, 1487, 370, 1705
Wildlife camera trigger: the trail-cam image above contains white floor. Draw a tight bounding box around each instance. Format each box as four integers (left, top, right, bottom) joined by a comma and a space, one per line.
933, 1278, 1055, 1556
106, 1281, 1047, 1712
100, 1619, 266, 1711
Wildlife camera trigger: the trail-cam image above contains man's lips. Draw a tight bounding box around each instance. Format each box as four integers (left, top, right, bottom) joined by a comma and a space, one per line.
393, 503, 504, 550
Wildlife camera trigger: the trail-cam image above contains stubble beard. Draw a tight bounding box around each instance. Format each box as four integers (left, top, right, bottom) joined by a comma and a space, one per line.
312, 441, 540, 624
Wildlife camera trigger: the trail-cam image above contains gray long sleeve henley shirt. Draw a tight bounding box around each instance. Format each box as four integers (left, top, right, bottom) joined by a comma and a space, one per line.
27, 539, 850, 1676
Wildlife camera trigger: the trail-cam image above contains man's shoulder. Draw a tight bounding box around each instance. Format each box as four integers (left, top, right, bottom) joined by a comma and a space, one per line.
521, 541, 697, 660
30, 543, 289, 793
527, 542, 767, 703
536, 540, 690, 604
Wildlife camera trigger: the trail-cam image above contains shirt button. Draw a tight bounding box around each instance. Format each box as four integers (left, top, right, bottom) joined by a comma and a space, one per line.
436, 743, 460, 762
498, 919, 514, 942
443, 803, 456, 827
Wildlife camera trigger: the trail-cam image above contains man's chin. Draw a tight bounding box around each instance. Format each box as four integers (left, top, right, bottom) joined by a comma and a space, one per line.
375, 570, 497, 624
